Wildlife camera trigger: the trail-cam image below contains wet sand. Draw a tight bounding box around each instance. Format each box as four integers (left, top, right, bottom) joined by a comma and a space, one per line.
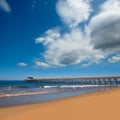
0, 88, 120, 120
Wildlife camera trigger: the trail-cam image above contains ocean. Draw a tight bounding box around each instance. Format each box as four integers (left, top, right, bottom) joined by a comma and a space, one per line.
0, 80, 119, 107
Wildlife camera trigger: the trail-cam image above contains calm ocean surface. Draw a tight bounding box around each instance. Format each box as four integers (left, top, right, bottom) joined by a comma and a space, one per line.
0, 80, 119, 107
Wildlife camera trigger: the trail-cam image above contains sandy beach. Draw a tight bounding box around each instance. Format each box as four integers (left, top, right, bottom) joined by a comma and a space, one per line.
0, 88, 120, 120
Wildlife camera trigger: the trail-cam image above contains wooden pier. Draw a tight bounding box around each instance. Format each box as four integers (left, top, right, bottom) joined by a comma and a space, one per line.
24, 76, 120, 85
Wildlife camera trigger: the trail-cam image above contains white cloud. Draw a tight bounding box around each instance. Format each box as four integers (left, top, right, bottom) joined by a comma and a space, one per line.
89, 0, 120, 54
35, 28, 104, 67
35, 28, 61, 46
34, 0, 100, 68
108, 55, 120, 63
34, 59, 50, 68
90, 11, 120, 52
34, 0, 120, 68
0, 0, 11, 12
101, 0, 120, 11
56, 0, 92, 28
17, 62, 28, 67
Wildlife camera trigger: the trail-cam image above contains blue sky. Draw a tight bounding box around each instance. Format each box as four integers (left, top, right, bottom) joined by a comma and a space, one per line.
0, 0, 120, 80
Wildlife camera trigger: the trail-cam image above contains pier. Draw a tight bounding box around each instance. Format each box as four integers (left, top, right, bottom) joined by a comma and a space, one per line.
24, 76, 120, 85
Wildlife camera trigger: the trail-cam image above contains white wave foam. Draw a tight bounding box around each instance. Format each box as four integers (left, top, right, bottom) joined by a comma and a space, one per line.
44, 86, 59, 88
60, 85, 108, 88
0, 90, 66, 98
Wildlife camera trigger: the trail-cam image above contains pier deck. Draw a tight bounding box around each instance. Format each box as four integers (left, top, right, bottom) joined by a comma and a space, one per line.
24, 76, 120, 85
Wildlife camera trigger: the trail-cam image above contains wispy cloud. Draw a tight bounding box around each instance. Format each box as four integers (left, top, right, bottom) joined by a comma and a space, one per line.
0, 0, 11, 12
32, 0, 36, 8
34, 0, 120, 68
17, 62, 28, 67
108, 55, 120, 63
34, 59, 50, 68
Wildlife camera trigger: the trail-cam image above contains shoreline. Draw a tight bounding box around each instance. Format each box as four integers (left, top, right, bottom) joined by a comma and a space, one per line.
1, 87, 120, 120
0, 85, 117, 108
0, 87, 119, 107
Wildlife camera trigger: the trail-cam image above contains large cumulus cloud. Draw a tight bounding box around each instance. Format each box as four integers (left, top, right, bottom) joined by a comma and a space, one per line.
90, 11, 120, 52
89, 0, 120, 54
34, 0, 120, 68
35, 28, 104, 67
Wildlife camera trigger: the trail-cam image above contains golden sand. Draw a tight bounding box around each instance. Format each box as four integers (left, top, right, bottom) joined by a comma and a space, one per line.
0, 88, 120, 120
